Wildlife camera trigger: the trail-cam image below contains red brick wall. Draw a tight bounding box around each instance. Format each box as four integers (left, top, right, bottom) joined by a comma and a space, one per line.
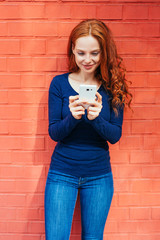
0, 1, 160, 240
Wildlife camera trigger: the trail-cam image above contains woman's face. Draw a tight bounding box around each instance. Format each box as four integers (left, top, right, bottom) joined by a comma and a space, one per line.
72, 35, 101, 74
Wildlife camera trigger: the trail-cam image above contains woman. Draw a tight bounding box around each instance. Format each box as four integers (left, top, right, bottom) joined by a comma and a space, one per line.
45, 19, 132, 240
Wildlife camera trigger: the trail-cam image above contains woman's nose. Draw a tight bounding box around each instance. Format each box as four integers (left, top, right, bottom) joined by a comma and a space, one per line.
84, 54, 91, 63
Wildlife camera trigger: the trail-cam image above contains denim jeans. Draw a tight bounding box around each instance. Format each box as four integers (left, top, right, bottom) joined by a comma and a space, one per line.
44, 168, 114, 240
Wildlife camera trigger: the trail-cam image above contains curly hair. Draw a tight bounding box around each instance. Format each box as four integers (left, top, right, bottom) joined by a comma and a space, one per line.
67, 19, 132, 115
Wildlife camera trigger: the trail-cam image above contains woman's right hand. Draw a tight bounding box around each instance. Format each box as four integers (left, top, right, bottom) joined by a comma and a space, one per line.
69, 95, 85, 120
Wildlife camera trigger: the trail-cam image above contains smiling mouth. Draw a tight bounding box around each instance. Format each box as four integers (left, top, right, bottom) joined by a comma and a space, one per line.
83, 64, 94, 68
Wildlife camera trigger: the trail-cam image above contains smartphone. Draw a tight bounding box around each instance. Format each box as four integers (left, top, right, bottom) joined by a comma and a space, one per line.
79, 85, 97, 109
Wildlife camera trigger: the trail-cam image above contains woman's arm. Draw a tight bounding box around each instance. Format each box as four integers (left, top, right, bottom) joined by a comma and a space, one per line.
85, 103, 124, 144
48, 77, 82, 142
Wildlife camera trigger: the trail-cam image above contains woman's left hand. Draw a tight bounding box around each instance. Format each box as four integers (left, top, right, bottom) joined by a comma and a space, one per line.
86, 92, 103, 120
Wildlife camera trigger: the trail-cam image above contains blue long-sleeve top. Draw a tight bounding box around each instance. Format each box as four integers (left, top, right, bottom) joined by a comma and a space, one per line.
48, 72, 124, 177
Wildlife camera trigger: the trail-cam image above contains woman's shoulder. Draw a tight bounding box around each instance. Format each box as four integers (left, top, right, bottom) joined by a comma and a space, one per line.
49, 72, 69, 89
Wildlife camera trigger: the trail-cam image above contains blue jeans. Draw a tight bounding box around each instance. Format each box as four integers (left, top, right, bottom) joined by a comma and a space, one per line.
44, 168, 114, 240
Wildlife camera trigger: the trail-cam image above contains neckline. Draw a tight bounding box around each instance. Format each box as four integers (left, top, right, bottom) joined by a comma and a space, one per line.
66, 72, 102, 94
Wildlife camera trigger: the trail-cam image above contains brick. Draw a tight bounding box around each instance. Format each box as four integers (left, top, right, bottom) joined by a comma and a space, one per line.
132, 120, 156, 134
0, 121, 8, 134
136, 23, 159, 37
130, 234, 160, 240
153, 150, 160, 163
130, 207, 150, 220
116, 166, 141, 178
7, 221, 28, 233
0, 22, 7, 36
147, 73, 160, 87
0, 74, 21, 88
21, 74, 45, 88
125, 106, 160, 120
0, 4, 19, 19
122, 120, 131, 134
118, 220, 160, 233
0, 151, 11, 164
26, 194, 44, 207
103, 234, 129, 240
8, 57, 32, 71
71, 5, 96, 19
148, 40, 160, 54
0, 234, 41, 240
33, 57, 57, 71
15, 180, 40, 193
33, 22, 58, 36
21, 106, 45, 120
141, 193, 160, 206
0, 194, 26, 207
119, 193, 141, 206
21, 39, 46, 55
8, 22, 33, 36
22, 136, 45, 150
0, 207, 16, 220
0, 166, 25, 179
129, 180, 152, 192
126, 72, 147, 88
110, 149, 130, 164
142, 166, 160, 178
144, 136, 160, 150
109, 207, 129, 220
0, 106, 21, 120
19, 4, 45, 18
97, 5, 122, 19
149, 6, 160, 19
120, 135, 143, 150
152, 180, 160, 192
57, 57, 68, 71
8, 90, 47, 104
135, 57, 160, 71
45, 4, 71, 18
151, 207, 160, 219
28, 221, 45, 234
123, 5, 148, 19
0, 90, 8, 103
23, 166, 45, 179
130, 150, 152, 164
122, 57, 136, 71
103, 221, 118, 233
47, 39, 67, 54
58, 22, 77, 37
11, 151, 34, 164
34, 120, 48, 134
109, 22, 137, 37
0, 137, 21, 150
116, 40, 148, 55
9, 121, 33, 134
0, 40, 20, 54
134, 90, 159, 104
0, 58, 7, 71
34, 151, 51, 165
0, 180, 16, 193
114, 179, 129, 192
16, 208, 39, 220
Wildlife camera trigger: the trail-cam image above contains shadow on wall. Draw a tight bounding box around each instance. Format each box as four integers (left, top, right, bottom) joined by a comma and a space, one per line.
27, 88, 81, 239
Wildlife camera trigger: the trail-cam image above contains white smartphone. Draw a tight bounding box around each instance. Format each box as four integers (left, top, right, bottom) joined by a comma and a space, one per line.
79, 85, 97, 109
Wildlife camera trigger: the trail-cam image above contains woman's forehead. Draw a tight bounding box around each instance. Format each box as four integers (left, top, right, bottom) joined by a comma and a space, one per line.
75, 35, 100, 50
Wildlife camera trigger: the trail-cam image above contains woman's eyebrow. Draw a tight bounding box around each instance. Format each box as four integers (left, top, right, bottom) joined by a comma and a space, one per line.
76, 49, 100, 51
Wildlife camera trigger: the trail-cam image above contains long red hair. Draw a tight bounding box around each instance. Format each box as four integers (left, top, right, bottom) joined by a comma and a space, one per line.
67, 19, 132, 115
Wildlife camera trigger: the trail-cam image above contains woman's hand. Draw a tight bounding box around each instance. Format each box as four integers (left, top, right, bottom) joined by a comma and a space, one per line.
69, 95, 85, 120
86, 92, 103, 120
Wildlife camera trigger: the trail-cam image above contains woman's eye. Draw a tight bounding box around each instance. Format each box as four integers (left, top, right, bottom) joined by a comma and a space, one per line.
92, 52, 99, 56
78, 52, 84, 56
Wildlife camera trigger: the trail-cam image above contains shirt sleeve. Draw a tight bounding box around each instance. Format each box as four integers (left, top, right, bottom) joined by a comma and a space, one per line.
84, 104, 124, 144
48, 76, 82, 142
